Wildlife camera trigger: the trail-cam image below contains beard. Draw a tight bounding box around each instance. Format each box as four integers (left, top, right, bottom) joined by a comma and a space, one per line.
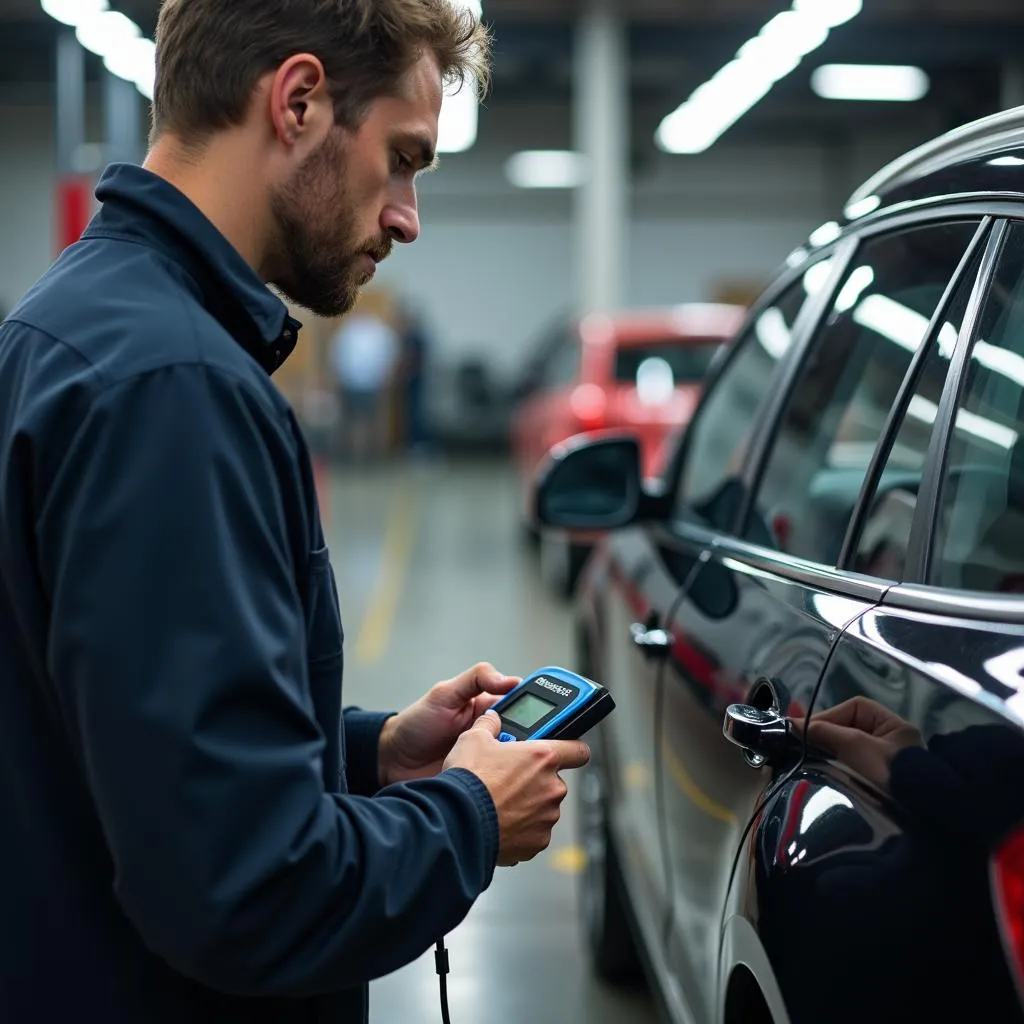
269, 130, 392, 318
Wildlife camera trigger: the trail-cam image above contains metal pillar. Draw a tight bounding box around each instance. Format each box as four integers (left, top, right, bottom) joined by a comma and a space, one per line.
573, 0, 629, 316
1002, 64, 1024, 110
104, 71, 144, 166
55, 29, 91, 252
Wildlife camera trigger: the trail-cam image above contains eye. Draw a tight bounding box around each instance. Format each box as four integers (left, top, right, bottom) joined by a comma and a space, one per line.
393, 151, 414, 173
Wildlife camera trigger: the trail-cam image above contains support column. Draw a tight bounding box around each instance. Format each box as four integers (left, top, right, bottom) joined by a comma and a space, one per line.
104, 71, 144, 166
55, 29, 90, 252
1002, 64, 1024, 110
573, 0, 629, 316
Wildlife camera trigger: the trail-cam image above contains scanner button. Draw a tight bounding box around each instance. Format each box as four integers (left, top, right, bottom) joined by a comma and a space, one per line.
498, 732, 518, 743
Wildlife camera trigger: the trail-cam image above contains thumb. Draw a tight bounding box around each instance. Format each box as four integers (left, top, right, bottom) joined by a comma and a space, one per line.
473, 709, 502, 737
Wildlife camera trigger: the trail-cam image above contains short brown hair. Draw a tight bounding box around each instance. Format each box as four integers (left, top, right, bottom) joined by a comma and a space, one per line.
151, 0, 491, 145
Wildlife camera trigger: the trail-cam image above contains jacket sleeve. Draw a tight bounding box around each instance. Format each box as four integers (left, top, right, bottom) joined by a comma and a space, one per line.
342, 708, 395, 796
36, 364, 499, 996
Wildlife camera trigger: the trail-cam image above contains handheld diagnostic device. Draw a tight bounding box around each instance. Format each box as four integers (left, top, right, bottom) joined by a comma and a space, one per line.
491, 666, 615, 742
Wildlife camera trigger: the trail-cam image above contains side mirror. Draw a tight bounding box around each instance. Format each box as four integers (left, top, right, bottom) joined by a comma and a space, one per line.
532, 434, 649, 530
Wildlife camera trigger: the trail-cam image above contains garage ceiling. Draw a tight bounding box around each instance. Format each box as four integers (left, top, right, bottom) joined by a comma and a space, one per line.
4, 0, 1024, 150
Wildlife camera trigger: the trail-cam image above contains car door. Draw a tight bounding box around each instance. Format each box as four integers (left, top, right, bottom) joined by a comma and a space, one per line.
779, 217, 1024, 1024
657, 215, 988, 1024
590, 270, 832, 971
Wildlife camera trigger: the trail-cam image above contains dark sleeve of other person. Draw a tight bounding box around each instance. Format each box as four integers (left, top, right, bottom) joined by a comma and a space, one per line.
36, 363, 497, 997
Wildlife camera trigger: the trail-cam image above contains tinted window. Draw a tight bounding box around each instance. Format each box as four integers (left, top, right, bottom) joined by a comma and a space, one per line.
932, 224, 1024, 593
852, 256, 980, 578
744, 221, 980, 566
614, 342, 720, 385
541, 334, 579, 389
675, 261, 833, 528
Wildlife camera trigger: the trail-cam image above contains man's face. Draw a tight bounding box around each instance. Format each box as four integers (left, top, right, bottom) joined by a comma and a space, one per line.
269, 53, 443, 318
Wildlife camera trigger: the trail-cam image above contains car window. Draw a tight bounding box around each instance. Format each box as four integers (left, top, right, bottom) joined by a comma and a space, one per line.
541, 332, 580, 389
931, 223, 1024, 593
614, 341, 720, 386
742, 220, 981, 566
851, 251, 982, 579
675, 260, 833, 529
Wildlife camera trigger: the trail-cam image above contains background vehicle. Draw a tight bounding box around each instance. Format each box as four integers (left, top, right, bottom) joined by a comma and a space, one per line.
532, 106, 1024, 1024
512, 304, 744, 596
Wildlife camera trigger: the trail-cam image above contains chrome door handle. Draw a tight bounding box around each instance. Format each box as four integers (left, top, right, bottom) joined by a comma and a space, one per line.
630, 622, 674, 655
723, 704, 790, 769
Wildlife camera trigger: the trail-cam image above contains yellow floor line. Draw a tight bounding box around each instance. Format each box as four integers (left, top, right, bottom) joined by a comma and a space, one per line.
354, 481, 419, 665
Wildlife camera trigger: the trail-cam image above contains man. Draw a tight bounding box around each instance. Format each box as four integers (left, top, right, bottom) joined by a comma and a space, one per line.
330, 302, 400, 462
0, 2, 589, 1022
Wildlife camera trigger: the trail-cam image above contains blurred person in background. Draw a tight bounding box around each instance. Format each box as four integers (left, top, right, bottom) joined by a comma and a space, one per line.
395, 298, 434, 456
330, 299, 400, 462
0, 2, 590, 1023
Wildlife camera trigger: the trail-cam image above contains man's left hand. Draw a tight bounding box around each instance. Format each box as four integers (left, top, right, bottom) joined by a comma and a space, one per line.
378, 663, 521, 787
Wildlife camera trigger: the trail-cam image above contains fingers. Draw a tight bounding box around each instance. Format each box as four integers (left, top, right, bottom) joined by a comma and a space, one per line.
803, 719, 861, 759
472, 709, 502, 737
539, 739, 591, 771
436, 663, 521, 707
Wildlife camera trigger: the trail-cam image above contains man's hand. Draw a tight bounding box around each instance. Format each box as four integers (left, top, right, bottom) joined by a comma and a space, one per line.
378, 662, 520, 788
444, 711, 591, 866
791, 696, 924, 792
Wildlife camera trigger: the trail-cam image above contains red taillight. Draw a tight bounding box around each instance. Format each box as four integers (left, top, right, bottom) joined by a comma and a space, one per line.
993, 826, 1024, 1002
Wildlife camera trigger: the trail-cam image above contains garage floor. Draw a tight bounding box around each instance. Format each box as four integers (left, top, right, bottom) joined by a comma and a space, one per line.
323, 456, 658, 1024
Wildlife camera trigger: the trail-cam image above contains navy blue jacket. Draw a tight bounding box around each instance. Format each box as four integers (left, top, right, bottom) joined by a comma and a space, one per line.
0, 164, 498, 1022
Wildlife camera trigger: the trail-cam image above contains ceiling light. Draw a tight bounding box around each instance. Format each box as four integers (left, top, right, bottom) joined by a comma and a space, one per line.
437, 78, 478, 153
41, 0, 107, 27
656, 0, 862, 155
811, 64, 930, 102
844, 194, 881, 220
76, 9, 140, 61
506, 150, 588, 190
793, 0, 862, 29
989, 155, 1024, 167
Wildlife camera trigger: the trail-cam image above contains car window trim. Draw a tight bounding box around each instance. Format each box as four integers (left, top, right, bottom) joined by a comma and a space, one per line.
708, 534, 890, 602
883, 582, 1024, 625
905, 218, 1011, 583
835, 216, 996, 572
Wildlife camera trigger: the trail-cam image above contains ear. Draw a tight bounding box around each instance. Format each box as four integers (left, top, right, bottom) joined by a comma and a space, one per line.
268, 53, 332, 151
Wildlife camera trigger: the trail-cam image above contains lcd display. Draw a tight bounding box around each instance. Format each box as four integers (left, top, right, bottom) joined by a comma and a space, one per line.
502, 691, 558, 731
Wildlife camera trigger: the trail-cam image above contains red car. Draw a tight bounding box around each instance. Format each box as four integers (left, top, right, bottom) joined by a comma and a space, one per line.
512, 304, 745, 594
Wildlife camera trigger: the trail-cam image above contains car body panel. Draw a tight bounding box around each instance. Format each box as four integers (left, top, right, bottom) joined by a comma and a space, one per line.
658, 538, 879, 1023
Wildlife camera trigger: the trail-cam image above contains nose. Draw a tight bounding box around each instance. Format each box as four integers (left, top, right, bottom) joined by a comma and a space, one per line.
382, 194, 420, 245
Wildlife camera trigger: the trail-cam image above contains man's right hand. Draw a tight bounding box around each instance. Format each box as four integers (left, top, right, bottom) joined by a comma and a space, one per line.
443, 710, 590, 866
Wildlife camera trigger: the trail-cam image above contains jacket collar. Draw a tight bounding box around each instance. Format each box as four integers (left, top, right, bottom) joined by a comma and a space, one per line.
87, 163, 301, 374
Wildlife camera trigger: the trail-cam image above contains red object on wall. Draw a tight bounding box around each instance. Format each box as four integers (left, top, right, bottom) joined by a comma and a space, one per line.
56, 176, 94, 253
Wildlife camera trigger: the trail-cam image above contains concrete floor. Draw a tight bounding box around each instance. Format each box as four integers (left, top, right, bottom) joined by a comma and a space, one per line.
323, 456, 659, 1024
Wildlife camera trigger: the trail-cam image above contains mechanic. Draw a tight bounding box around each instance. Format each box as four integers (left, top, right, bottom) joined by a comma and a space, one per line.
0, 1, 589, 1022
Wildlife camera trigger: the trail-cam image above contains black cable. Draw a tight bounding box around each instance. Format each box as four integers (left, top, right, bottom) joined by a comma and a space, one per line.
435, 937, 452, 1024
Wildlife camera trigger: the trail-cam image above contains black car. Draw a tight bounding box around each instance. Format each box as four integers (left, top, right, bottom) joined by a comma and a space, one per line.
534, 105, 1024, 1024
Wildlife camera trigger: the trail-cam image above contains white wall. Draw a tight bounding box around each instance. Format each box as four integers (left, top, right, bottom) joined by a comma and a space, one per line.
0, 94, 928, 378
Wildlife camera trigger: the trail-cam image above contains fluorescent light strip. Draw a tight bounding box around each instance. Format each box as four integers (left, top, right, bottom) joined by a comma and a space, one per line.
41, 0, 155, 99
437, 0, 483, 152
656, 0, 862, 155
505, 150, 588, 189
811, 64, 930, 102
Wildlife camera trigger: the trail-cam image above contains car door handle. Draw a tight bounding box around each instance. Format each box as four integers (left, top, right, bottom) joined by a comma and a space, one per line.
630, 622, 674, 655
723, 704, 790, 769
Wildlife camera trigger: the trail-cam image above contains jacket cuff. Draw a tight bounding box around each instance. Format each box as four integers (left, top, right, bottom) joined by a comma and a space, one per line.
343, 708, 396, 796
441, 767, 500, 885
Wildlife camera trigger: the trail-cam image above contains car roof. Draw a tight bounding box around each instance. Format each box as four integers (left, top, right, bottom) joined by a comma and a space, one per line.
846, 103, 1024, 218
579, 303, 747, 347
784, 104, 1024, 273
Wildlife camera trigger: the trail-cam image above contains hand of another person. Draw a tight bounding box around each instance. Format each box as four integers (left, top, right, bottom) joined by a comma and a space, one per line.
443, 711, 591, 866
791, 696, 924, 793
377, 662, 520, 787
